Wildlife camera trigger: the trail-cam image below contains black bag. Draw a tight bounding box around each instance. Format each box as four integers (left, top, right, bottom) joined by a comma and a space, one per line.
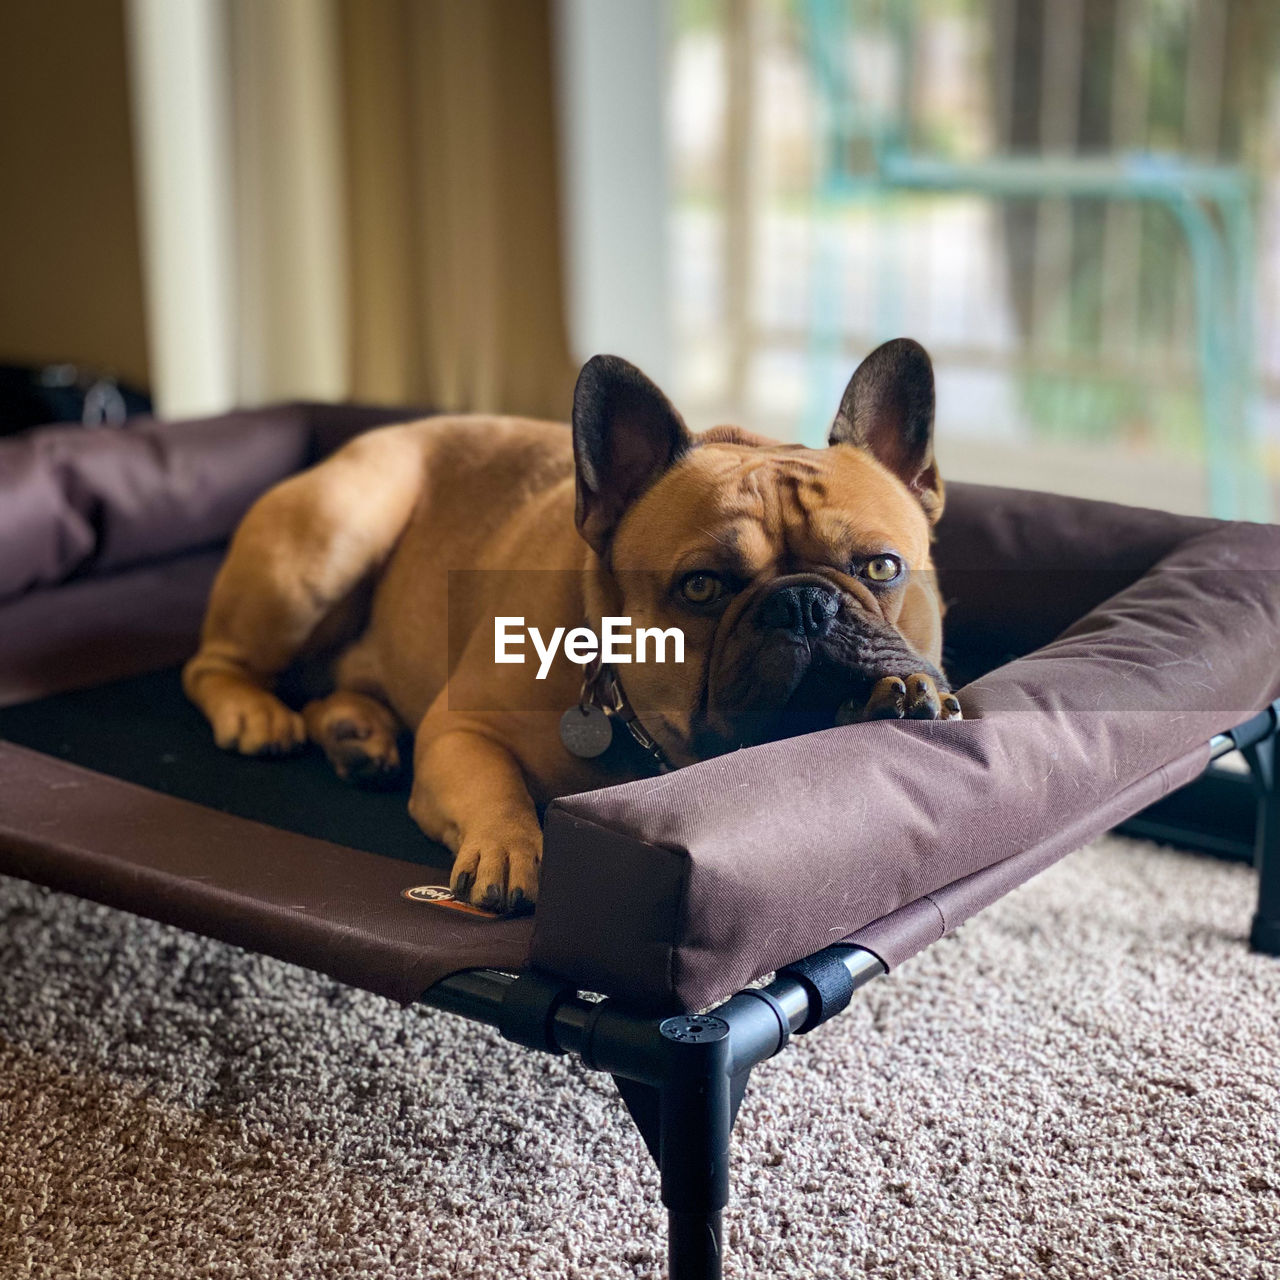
0, 363, 152, 436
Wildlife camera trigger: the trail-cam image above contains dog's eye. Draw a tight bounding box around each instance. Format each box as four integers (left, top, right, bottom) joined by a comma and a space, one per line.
679, 572, 725, 605
862, 555, 902, 583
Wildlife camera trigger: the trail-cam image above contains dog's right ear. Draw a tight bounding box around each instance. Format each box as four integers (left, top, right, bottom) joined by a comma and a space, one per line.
829, 338, 943, 521
573, 355, 693, 554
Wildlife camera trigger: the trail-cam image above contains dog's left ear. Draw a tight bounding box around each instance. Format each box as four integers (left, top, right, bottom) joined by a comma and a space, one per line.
573, 355, 693, 554
829, 338, 943, 521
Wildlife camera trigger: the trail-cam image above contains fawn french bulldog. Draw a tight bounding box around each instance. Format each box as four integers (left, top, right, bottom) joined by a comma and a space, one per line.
184, 338, 959, 913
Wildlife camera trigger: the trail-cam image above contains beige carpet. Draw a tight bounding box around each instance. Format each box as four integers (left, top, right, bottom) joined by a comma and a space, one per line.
1, 836, 1278, 1279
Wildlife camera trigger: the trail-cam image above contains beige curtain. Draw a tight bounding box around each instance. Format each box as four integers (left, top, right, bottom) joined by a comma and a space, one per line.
338, 0, 577, 420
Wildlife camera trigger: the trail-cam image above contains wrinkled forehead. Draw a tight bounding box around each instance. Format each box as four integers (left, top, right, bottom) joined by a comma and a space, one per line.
613, 443, 931, 571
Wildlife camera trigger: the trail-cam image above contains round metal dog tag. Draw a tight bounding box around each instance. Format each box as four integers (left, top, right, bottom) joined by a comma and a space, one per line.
559, 704, 613, 758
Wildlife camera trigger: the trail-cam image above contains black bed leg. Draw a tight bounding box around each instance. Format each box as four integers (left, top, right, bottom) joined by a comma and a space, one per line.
1246, 735, 1280, 955
589, 961, 858, 1276
612, 1013, 735, 1280
490, 950, 877, 1275
667, 1209, 724, 1279
658, 1015, 732, 1280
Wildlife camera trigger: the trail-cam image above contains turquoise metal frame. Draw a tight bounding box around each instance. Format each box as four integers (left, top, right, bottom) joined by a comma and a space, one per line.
803, 0, 1267, 520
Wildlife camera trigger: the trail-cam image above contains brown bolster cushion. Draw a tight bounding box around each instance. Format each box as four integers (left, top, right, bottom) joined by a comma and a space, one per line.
0, 402, 415, 605
531, 507, 1280, 1011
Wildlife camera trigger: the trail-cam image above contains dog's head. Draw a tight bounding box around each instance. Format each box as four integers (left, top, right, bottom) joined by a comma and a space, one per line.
573, 339, 945, 766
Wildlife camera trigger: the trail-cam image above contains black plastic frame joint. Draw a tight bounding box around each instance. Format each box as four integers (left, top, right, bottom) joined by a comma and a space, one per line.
498, 970, 572, 1053
732, 986, 791, 1056
1237, 698, 1280, 756
656, 1015, 733, 1276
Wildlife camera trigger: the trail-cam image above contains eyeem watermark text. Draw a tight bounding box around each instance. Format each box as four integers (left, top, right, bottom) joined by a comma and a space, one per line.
495, 616, 685, 679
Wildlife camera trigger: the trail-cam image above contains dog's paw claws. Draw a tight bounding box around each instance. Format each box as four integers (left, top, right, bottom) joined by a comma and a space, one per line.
864, 676, 907, 720
449, 834, 541, 915
848, 673, 959, 724
904, 673, 942, 720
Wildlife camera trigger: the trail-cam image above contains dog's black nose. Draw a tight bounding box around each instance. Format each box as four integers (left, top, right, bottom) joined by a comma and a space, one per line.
759, 585, 839, 638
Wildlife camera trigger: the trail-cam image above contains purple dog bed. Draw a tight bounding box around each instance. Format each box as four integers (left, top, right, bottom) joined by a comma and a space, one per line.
1, 403, 1277, 1278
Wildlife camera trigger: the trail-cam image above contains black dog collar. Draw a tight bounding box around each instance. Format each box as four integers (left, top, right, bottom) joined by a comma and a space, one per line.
559, 656, 672, 775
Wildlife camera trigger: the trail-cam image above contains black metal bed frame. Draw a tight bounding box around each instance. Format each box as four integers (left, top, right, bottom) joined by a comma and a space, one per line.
417, 701, 1280, 1280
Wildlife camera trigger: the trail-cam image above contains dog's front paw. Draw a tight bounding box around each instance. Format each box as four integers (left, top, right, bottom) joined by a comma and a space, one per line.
839, 673, 962, 724
449, 829, 542, 916
209, 685, 307, 755
303, 692, 402, 787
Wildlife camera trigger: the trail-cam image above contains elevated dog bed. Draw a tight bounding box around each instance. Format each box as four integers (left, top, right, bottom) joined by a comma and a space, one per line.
2, 404, 1277, 1279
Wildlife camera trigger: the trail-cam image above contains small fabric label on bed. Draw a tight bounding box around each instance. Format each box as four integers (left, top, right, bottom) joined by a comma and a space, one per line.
401, 884, 501, 919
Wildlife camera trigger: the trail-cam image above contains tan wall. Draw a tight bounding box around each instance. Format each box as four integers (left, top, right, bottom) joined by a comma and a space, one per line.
0, 0, 149, 387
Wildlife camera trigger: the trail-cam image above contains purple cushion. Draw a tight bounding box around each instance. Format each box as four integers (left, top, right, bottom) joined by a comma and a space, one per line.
0, 402, 417, 605
531, 511, 1280, 1010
